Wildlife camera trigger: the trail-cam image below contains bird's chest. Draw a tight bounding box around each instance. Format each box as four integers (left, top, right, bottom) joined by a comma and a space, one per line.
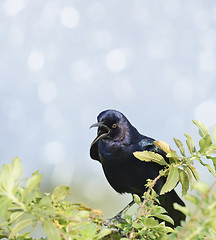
98, 140, 131, 165
98, 140, 164, 195
98, 141, 146, 194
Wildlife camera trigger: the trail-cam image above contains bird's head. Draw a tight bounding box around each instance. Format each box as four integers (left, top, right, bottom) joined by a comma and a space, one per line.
90, 109, 136, 147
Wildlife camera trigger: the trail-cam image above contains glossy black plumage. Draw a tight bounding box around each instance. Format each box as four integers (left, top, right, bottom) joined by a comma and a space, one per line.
90, 109, 185, 227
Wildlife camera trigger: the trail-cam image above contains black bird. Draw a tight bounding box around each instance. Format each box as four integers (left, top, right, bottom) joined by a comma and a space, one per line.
90, 109, 185, 227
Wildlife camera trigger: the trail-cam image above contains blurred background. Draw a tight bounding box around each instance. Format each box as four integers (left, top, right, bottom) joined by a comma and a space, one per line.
1, 0, 216, 217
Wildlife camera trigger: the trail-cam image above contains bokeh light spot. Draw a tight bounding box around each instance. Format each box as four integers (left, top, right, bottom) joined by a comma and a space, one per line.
27, 51, 45, 72
106, 49, 126, 72
112, 78, 135, 102
194, 100, 216, 127
51, 162, 75, 185
92, 30, 113, 49
147, 40, 174, 59
83, 178, 107, 202
198, 51, 216, 72
9, 26, 25, 47
37, 81, 57, 103
40, 1, 59, 28
70, 59, 95, 82
86, 2, 105, 22
172, 79, 194, 105
3, 0, 27, 16
44, 106, 62, 128
43, 141, 66, 164
193, 10, 211, 30
60, 7, 79, 28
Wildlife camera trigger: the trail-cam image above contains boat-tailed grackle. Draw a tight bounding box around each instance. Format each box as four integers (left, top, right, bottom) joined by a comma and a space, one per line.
90, 109, 185, 227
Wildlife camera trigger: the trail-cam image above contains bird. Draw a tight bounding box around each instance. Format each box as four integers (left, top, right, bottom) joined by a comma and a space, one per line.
90, 109, 185, 227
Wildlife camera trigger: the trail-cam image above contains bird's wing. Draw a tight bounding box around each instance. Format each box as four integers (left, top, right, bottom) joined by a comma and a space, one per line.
138, 137, 168, 162
90, 141, 100, 162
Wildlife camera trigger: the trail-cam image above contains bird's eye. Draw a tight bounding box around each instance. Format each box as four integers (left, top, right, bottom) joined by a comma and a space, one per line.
112, 123, 117, 128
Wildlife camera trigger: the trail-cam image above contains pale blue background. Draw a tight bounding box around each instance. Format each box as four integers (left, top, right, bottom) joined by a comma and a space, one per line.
1, 0, 216, 215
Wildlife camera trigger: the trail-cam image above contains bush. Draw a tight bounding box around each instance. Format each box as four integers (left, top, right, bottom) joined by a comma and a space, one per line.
0, 120, 216, 239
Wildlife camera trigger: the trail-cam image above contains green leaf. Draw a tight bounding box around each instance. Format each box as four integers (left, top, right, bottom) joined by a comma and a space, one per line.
43, 221, 61, 240
184, 134, 195, 154
193, 120, 209, 137
166, 151, 180, 159
97, 228, 112, 239
0, 158, 23, 194
9, 212, 24, 224
9, 218, 34, 239
173, 203, 190, 216
0, 197, 11, 217
197, 159, 216, 177
185, 194, 200, 205
51, 185, 71, 204
160, 165, 179, 195
207, 156, 216, 171
133, 194, 141, 204
11, 157, 23, 182
188, 164, 200, 181
213, 126, 216, 143
179, 169, 189, 195
193, 182, 209, 194
153, 214, 174, 226
23, 170, 43, 199
174, 138, 185, 156
132, 222, 142, 229
153, 140, 172, 153
81, 224, 97, 237
133, 151, 168, 166
199, 134, 212, 153
185, 166, 194, 188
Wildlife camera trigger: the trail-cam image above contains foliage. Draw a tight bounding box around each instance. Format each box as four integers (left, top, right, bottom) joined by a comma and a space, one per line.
0, 120, 216, 239
0, 158, 111, 239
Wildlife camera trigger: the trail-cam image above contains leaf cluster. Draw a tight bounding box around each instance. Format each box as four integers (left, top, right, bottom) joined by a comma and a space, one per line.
1, 120, 216, 239
0, 158, 111, 239
134, 120, 216, 196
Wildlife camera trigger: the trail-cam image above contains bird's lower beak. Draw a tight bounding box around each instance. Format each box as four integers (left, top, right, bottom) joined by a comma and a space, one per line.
90, 122, 110, 146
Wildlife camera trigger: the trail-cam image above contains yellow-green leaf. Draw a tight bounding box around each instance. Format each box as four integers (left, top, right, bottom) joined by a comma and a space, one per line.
184, 134, 195, 154
199, 134, 212, 153
160, 165, 179, 195
188, 164, 199, 181
97, 228, 112, 239
185, 167, 194, 189
0, 197, 11, 217
179, 169, 189, 195
198, 159, 216, 177
193, 120, 209, 137
173, 203, 190, 216
153, 140, 172, 153
133, 151, 168, 166
174, 138, 185, 156
133, 194, 141, 204
213, 126, 216, 143
154, 214, 174, 226
9, 218, 34, 238
185, 194, 200, 205
51, 185, 71, 204
43, 221, 61, 240
193, 182, 209, 194
166, 151, 180, 159
23, 170, 43, 199
0, 158, 23, 194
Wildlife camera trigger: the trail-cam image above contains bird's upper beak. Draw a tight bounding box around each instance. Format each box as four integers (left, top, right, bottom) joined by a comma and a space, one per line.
90, 122, 110, 146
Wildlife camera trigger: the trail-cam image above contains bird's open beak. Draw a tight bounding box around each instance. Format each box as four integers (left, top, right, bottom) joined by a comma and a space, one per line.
90, 122, 110, 146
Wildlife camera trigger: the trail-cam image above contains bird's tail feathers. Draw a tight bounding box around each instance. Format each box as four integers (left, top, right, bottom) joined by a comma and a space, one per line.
159, 189, 185, 227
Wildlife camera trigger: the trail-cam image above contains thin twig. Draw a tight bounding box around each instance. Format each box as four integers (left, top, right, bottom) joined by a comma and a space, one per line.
129, 170, 167, 239
176, 181, 216, 240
